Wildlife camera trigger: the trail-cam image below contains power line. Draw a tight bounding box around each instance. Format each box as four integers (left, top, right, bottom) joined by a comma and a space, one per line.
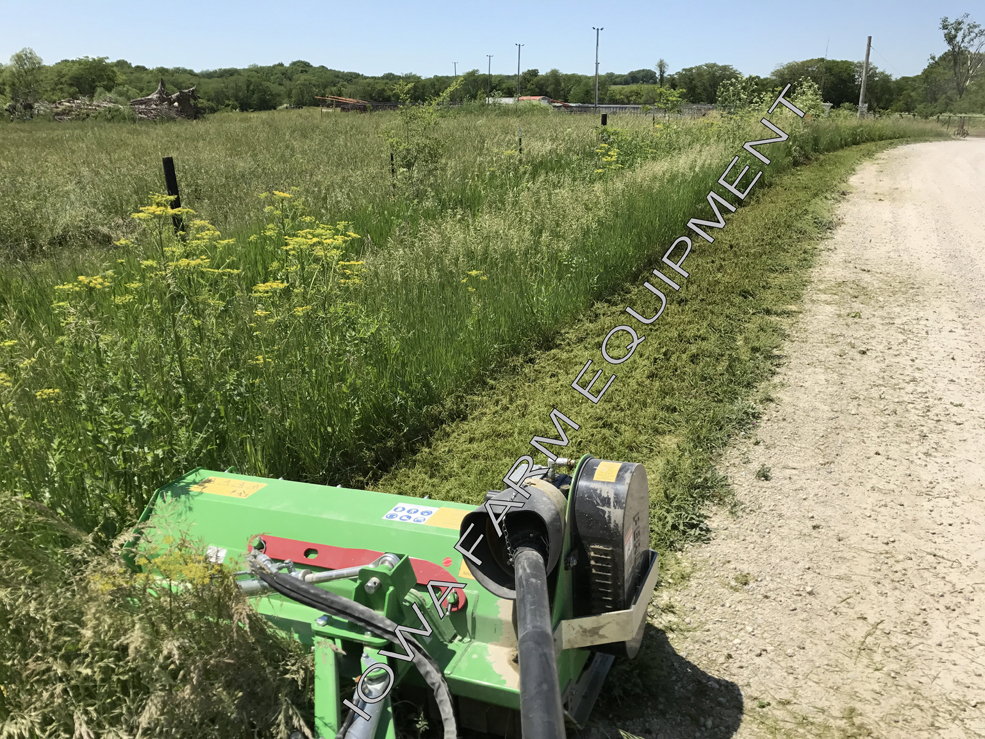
869, 45, 904, 77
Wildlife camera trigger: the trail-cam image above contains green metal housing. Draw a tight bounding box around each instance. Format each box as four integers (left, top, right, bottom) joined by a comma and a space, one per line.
137, 462, 599, 738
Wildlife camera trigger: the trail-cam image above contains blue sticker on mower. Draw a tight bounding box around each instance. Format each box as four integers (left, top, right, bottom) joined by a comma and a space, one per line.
382, 503, 439, 523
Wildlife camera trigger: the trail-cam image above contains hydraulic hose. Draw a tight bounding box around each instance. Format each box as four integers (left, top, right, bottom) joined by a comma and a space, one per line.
250, 567, 457, 739
513, 546, 566, 739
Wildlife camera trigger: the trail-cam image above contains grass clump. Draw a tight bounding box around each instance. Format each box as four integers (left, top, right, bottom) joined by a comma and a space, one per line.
0, 492, 315, 738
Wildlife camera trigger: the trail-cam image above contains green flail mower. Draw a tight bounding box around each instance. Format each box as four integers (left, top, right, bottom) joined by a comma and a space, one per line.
137, 454, 658, 739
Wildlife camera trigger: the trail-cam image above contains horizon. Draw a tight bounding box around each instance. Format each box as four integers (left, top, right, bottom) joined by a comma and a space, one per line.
1, 0, 970, 81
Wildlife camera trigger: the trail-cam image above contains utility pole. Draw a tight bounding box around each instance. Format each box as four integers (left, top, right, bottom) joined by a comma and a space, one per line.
453, 61, 458, 77
593, 27, 603, 111
858, 35, 871, 118
516, 43, 524, 100
487, 55, 493, 101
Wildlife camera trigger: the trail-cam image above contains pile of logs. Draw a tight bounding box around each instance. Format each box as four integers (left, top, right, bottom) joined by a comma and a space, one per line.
45, 98, 123, 122
8, 79, 203, 122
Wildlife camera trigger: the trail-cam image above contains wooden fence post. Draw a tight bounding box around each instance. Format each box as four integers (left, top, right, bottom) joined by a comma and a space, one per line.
161, 157, 184, 236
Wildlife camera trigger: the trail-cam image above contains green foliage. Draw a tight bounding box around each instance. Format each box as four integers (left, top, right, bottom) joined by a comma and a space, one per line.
0, 492, 315, 737
47, 56, 120, 99
608, 84, 684, 111
3, 48, 45, 106
382, 76, 466, 187
789, 77, 826, 118
716, 75, 773, 115
771, 58, 859, 107
92, 103, 138, 123
934, 13, 985, 99
674, 62, 741, 103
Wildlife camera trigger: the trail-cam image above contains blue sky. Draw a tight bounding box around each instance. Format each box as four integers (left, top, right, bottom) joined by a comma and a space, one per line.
0, 0, 970, 79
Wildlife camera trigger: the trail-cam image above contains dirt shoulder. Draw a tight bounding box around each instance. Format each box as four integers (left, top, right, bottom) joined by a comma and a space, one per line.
652, 139, 985, 738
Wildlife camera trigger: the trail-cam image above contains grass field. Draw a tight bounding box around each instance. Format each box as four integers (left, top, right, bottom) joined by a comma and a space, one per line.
0, 106, 944, 538
0, 101, 950, 737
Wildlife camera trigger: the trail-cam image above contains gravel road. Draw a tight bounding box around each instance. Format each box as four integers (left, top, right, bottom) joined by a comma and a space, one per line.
597, 139, 985, 739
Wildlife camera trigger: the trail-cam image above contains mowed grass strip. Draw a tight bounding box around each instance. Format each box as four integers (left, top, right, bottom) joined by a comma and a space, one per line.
373, 140, 899, 553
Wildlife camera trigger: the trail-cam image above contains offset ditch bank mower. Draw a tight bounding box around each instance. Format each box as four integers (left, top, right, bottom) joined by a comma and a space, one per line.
137, 454, 658, 739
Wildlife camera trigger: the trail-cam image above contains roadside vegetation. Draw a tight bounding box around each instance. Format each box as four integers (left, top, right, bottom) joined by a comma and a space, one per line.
0, 92, 944, 537
0, 80, 949, 737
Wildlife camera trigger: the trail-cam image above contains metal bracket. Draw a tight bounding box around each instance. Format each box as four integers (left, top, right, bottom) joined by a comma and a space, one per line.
562, 650, 616, 728
553, 549, 658, 652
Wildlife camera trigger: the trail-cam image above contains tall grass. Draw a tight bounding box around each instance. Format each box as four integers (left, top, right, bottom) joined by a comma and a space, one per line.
0, 494, 314, 738
0, 108, 944, 536
0, 105, 624, 260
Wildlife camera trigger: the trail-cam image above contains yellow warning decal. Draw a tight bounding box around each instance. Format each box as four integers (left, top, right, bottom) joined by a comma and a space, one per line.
190, 477, 266, 499
593, 461, 621, 483
458, 560, 476, 580
425, 507, 470, 530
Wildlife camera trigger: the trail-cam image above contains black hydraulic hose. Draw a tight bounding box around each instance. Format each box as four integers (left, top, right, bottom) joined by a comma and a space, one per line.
250, 567, 458, 739
513, 546, 566, 739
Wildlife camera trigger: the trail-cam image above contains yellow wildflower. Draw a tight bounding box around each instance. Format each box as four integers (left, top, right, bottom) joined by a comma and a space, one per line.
254, 309, 271, 317
1, 340, 17, 348
35, 388, 61, 401
19, 358, 36, 370
126, 282, 143, 289
114, 295, 135, 305
272, 191, 293, 199
76, 275, 111, 290
172, 257, 211, 270
0, 372, 11, 389
293, 306, 312, 316
251, 281, 288, 295
140, 260, 158, 269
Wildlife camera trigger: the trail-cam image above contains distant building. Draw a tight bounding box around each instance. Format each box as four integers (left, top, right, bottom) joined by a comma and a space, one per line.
518, 95, 552, 105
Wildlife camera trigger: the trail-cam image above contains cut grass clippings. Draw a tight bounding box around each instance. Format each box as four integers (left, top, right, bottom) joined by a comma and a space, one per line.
372, 139, 902, 555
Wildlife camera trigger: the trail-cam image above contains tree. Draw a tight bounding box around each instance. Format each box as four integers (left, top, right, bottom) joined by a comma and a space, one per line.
625, 68, 658, 85
674, 63, 740, 103
287, 78, 316, 107
4, 48, 45, 106
543, 68, 564, 100
935, 14, 985, 99
47, 56, 120, 99
772, 58, 858, 107
656, 59, 667, 87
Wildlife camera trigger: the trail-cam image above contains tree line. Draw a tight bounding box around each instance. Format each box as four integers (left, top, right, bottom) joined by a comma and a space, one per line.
2, 14, 981, 117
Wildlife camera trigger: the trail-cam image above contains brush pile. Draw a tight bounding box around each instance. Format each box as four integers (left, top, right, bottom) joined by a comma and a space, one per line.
130, 79, 202, 120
